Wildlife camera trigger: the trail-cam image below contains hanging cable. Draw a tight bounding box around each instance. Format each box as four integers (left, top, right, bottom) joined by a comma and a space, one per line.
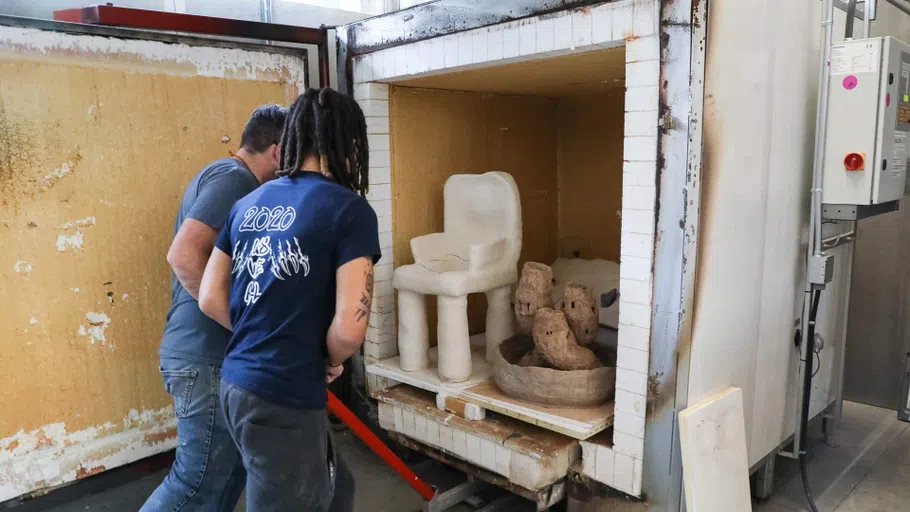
799, 289, 823, 512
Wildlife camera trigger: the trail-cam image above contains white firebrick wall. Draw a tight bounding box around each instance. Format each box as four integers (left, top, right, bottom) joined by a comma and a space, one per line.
351, 0, 659, 497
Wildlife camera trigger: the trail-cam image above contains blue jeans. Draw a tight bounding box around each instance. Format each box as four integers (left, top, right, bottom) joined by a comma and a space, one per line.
140, 359, 246, 512
220, 380, 355, 512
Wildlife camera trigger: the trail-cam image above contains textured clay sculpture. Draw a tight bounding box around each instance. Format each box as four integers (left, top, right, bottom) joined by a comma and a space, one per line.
514, 262, 553, 334
532, 308, 602, 371
560, 283, 598, 347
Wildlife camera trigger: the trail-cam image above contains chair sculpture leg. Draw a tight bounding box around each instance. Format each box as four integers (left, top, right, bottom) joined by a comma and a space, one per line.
437, 295, 472, 383
485, 285, 515, 362
397, 290, 430, 372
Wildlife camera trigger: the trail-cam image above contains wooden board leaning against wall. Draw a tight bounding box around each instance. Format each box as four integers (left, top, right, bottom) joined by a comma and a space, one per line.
0, 25, 305, 500
389, 85, 624, 339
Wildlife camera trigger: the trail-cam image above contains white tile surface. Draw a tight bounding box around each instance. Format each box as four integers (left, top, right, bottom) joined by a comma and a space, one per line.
378, 231, 393, 250
370, 166, 392, 185
502, 22, 521, 59
581, 441, 598, 476
619, 256, 652, 282
618, 301, 651, 330
536, 17, 555, 53
617, 345, 650, 375
414, 40, 431, 75
615, 388, 647, 418
613, 452, 635, 494
622, 185, 657, 211
553, 12, 573, 50
519, 18, 537, 56
480, 439, 497, 471
592, 3, 614, 45
426, 420, 440, 446
616, 367, 649, 397
465, 434, 482, 464
595, 445, 615, 484
452, 429, 467, 458
354, 82, 389, 101
370, 133, 391, 152
393, 406, 403, 432
472, 29, 487, 63
623, 161, 658, 187
626, 34, 660, 62
374, 262, 393, 282
487, 25, 504, 61
624, 136, 659, 162
367, 183, 391, 202
633, 0, 657, 36
457, 32, 473, 66
377, 210, 391, 231
572, 8, 593, 48
632, 458, 643, 496
439, 424, 453, 452
444, 34, 460, 68
625, 111, 659, 136
366, 116, 390, 135
360, 99, 389, 118
429, 37, 446, 71
414, 414, 428, 442
612, 0, 634, 40
621, 209, 655, 235
618, 322, 650, 352
626, 60, 661, 87
614, 410, 646, 438
620, 232, 655, 259
613, 430, 645, 459
401, 409, 415, 437
495, 445, 511, 476
625, 85, 660, 112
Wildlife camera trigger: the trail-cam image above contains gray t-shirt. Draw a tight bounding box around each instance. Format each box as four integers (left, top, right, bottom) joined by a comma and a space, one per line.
160, 157, 260, 364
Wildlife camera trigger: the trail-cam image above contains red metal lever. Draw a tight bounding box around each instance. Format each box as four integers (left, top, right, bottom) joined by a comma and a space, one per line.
327, 391, 436, 501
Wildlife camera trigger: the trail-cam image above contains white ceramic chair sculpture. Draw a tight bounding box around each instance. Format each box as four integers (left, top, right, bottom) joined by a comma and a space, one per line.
393, 171, 522, 383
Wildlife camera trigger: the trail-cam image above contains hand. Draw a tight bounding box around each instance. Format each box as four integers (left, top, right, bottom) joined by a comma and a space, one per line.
326, 362, 344, 384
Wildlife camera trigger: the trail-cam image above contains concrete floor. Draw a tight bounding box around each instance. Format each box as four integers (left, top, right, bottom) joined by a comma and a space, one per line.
3, 428, 534, 512
754, 401, 910, 512
4, 401, 908, 511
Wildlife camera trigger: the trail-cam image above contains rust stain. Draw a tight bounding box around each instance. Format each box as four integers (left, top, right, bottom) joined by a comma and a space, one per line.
33, 429, 54, 450
648, 372, 662, 400
75, 464, 106, 479
143, 426, 177, 446
5, 439, 19, 451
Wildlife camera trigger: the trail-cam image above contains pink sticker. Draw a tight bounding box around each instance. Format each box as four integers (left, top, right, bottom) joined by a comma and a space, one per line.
843, 75, 858, 90
887, 92, 892, 106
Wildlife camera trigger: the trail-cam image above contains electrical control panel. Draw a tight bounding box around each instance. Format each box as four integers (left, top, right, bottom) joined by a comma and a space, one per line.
823, 37, 910, 206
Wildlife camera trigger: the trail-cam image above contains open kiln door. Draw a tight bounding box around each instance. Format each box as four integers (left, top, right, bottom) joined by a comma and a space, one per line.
0, 21, 306, 502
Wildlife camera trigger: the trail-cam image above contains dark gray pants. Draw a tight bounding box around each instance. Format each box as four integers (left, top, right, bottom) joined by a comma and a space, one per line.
220, 380, 355, 512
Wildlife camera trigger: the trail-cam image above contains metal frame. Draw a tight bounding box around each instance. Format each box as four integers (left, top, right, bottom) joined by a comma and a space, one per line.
52, 4, 330, 87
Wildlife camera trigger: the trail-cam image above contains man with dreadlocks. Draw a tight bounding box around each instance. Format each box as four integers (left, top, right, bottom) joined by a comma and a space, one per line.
142, 104, 288, 512
199, 87, 379, 511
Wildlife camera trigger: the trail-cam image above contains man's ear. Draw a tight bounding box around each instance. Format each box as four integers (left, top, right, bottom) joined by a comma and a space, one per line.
271, 143, 281, 168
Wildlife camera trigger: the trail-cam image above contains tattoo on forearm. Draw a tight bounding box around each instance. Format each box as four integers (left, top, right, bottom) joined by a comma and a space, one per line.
355, 259, 374, 323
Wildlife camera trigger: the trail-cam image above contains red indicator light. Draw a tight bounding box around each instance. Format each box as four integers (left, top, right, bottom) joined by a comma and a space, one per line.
844, 152, 865, 171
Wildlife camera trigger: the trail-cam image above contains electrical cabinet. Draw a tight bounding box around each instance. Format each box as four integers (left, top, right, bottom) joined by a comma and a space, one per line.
823, 37, 910, 206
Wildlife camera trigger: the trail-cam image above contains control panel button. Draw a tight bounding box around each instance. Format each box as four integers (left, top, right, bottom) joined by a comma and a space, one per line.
844, 152, 865, 171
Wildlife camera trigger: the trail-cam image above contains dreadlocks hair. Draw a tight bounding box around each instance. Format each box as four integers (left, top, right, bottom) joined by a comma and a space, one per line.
277, 88, 370, 197
240, 104, 288, 153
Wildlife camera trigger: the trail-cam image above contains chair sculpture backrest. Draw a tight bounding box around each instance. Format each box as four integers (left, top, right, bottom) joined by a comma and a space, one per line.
443, 171, 523, 265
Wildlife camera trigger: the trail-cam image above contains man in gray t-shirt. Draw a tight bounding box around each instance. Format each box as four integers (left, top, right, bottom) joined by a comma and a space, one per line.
141, 104, 287, 512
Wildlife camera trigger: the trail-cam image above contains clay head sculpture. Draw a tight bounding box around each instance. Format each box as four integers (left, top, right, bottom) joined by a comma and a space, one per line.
531, 308, 602, 371
560, 283, 598, 346
514, 262, 553, 334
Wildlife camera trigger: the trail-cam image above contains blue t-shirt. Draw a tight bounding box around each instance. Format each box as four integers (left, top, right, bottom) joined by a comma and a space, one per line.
214, 173, 381, 409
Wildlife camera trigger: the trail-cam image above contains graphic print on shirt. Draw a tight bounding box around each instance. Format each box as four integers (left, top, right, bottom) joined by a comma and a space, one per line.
231, 205, 310, 305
